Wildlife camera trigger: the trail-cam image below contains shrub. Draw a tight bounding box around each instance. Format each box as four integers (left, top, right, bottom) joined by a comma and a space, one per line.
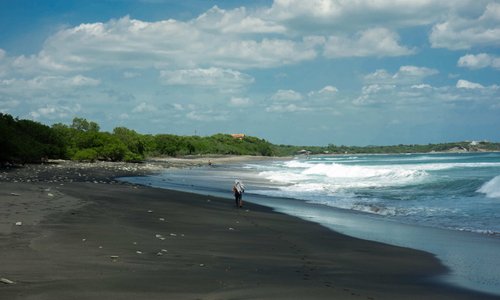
72, 148, 98, 162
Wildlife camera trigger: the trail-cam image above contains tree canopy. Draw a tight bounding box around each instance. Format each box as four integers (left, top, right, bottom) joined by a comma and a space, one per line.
1, 114, 276, 164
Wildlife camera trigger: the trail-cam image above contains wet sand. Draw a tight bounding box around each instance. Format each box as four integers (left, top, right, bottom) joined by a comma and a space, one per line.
0, 161, 497, 299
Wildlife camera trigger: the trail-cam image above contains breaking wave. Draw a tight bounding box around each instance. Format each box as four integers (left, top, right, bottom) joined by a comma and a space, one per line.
477, 175, 500, 198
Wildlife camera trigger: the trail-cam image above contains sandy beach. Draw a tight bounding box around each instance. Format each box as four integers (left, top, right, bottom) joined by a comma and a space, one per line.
0, 160, 497, 299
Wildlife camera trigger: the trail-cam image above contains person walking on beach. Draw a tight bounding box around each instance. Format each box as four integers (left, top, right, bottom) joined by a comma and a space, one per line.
233, 179, 245, 208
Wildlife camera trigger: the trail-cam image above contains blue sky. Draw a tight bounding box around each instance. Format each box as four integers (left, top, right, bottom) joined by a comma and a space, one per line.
1, 0, 499, 146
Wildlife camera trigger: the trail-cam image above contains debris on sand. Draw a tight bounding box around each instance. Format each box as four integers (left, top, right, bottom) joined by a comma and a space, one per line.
0, 278, 15, 284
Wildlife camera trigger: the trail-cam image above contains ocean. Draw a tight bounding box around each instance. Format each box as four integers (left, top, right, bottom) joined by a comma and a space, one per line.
122, 152, 500, 296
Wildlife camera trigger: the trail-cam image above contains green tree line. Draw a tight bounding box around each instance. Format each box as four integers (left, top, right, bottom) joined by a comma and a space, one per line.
0, 114, 274, 164
272, 141, 500, 156
1, 113, 499, 165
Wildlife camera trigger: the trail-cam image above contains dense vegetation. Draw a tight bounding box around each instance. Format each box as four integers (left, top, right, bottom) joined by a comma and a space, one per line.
0, 113, 66, 164
0, 113, 274, 164
1, 112, 499, 165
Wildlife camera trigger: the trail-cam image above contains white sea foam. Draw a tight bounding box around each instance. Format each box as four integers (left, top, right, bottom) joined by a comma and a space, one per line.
251, 154, 500, 236
258, 171, 309, 183
477, 175, 500, 198
264, 162, 429, 189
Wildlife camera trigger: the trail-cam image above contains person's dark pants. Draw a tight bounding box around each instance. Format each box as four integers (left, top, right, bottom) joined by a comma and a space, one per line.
234, 192, 242, 207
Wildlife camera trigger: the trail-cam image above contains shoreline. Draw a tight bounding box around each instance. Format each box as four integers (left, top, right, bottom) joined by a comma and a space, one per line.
1, 161, 498, 299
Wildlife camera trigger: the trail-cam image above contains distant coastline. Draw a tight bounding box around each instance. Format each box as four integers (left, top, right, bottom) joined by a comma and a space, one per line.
2, 113, 500, 166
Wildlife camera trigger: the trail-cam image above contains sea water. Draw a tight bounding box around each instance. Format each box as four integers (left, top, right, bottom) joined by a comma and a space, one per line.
122, 152, 500, 296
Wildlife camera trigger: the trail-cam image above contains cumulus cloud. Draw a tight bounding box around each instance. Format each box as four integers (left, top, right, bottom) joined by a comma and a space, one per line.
6, 1, 455, 79
13, 14, 317, 73
29, 103, 81, 120
266, 103, 309, 113
132, 102, 157, 113
267, 0, 457, 31
308, 85, 338, 98
354, 76, 499, 107
229, 96, 251, 107
411, 84, 433, 89
266, 88, 311, 112
270, 89, 303, 101
323, 28, 414, 58
357, 65, 441, 105
364, 65, 438, 85
430, 2, 500, 50
0, 75, 100, 97
160, 68, 254, 88
186, 109, 229, 121
458, 53, 500, 69
69, 75, 101, 87
195, 6, 286, 34
456, 79, 484, 89
123, 71, 141, 79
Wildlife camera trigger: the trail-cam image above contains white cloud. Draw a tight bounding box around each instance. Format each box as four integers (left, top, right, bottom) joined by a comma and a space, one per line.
132, 102, 157, 113
186, 109, 229, 121
318, 85, 338, 94
411, 84, 433, 89
69, 75, 100, 87
430, 2, 500, 49
160, 68, 254, 88
323, 28, 414, 58
8, 0, 467, 79
364, 65, 438, 85
212, 38, 317, 69
270, 89, 303, 101
354, 79, 500, 106
456, 79, 484, 89
29, 104, 81, 120
308, 85, 338, 98
362, 84, 396, 94
0, 75, 100, 97
267, 0, 459, 31
123, 71, 141, 78
11, 14, 316, 73
229, 96, 251, 107
266, 103, 309, 113
172, 103, 184, 111
458, 53, 500, 69
195, 6, 286, 34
